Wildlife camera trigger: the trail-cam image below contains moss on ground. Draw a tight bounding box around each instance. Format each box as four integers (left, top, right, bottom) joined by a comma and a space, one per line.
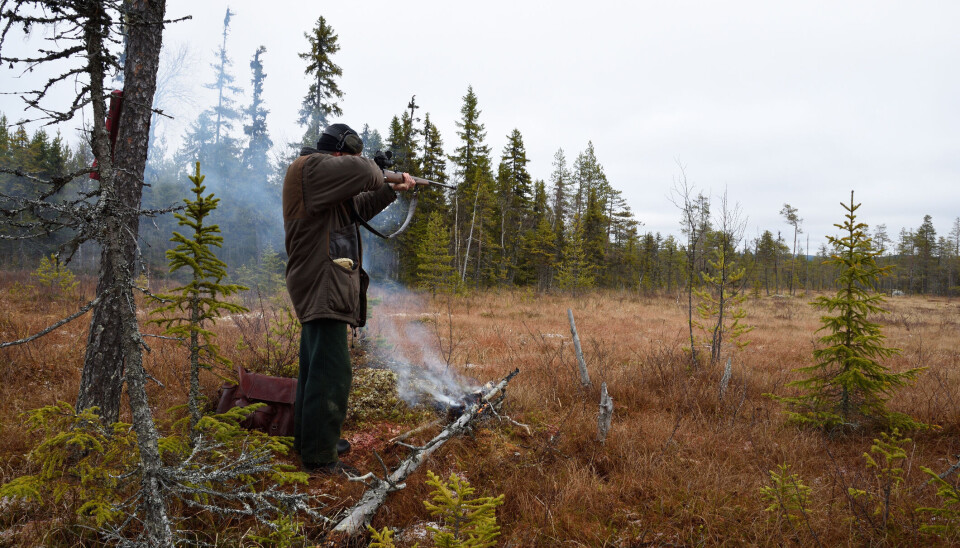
348, 368, 429, 426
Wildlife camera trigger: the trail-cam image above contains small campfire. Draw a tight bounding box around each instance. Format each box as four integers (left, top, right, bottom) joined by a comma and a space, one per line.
442, 389, 482, 420
434, 381, 497, 422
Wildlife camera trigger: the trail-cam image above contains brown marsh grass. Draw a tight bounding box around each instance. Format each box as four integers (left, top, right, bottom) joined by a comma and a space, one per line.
2, 272, 960, 546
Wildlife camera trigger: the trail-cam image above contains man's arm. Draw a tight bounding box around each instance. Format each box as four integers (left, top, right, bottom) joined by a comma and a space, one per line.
353, 185, 397, 221
352, 171, 416, 221
302, 155, 383, 215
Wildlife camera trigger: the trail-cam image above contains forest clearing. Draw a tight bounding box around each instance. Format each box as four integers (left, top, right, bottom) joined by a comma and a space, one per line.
2, 1, 959, 546
2, 272, 959, 546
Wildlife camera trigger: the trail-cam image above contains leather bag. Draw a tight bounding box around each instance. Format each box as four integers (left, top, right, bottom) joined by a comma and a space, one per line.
216, 366, 297, 437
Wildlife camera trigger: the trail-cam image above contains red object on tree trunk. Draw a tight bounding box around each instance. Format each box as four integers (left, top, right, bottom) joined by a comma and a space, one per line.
90, 90, 124, 180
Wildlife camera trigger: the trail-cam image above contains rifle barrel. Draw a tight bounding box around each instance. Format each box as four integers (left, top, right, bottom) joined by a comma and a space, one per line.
383, 169, 456, 190
414, 176, 456, 190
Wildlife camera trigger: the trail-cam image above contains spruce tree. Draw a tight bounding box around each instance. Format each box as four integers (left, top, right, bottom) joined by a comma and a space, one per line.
771, 191, 923, 431
555, 216, 594, 296
581, 186, 608, 276
415, 211, 456, 297
517, 181, 557, 291
388, 113, 448, 285
149, 163, 248, 436
204, 8, 244, 178
493, 129, 532, 284
450, 86, 494, 285
298, 16, 343, 145
549, 148, 570, 225
450, 86, 490, 184
386, 99, 422, 176
571, 142, 605, 219
420, 114, 449, 200
360, 123, 384, 158
176, 111, 216, 168
242, 45, 272, 179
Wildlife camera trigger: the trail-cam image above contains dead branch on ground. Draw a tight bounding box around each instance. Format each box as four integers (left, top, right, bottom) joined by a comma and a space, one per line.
331, 368, 520, 537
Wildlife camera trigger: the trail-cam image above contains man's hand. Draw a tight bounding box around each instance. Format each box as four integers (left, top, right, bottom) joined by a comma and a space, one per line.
390, 173, 416, 192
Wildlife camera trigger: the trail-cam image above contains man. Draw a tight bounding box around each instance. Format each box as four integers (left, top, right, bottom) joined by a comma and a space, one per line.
283, 123, 415, 475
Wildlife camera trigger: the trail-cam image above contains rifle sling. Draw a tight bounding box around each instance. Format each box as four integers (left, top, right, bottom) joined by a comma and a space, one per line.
349, 191, 419, 240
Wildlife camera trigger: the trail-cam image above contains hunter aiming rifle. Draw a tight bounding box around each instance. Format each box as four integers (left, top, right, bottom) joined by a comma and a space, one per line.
352, 150, 455, 239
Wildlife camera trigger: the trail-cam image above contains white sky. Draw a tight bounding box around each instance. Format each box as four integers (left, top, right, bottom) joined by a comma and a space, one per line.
3, 0, 959, 250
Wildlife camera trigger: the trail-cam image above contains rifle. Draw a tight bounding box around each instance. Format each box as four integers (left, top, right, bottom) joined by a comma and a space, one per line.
375, 150, 456, 190
352, 150, 455, 239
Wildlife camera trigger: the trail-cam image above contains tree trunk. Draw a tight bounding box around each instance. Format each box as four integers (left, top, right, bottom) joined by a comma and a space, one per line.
597, 382, 613, 443
567, 309, 590, 387
78, 1, 174, 543
461, 182, 479, 281
77, 0, 166, 425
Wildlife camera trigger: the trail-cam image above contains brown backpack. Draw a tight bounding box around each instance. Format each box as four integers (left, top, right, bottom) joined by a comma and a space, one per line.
216, 367, 297, 437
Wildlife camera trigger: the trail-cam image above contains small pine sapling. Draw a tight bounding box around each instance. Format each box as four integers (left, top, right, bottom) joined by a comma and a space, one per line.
768, 191, 923, 431
694, 230, 753, 364
423, 470, 504, 548
918, 466, 960, 539
847, 429, 912, 530
367, 525, 402, 547
760, 464, 813, 526
148, 162, 248, 436
33, 253, 79, 298
0, 403, 138, 534
245, 513, 306, 547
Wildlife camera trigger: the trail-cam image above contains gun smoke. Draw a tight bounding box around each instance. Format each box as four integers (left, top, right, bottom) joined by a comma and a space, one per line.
367, 284, 477, 407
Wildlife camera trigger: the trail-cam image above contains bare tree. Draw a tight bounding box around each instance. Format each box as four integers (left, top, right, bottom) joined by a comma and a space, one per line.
1, 1, 176, 543
670, 163, 710, 368
147, 43, 197, 160
780, 203, 802, 295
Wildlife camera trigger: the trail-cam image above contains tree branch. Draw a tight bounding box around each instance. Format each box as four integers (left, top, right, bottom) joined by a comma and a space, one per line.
1, 295, 101, 349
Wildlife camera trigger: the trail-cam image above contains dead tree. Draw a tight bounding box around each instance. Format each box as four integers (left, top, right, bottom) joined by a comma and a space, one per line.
597, 382, 613, 443
669, 165, 710, 369
1, 1, 176, 544
567, 309, 591, 387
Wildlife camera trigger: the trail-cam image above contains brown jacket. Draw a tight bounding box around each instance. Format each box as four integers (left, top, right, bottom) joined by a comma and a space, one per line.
283, 150, 396, 326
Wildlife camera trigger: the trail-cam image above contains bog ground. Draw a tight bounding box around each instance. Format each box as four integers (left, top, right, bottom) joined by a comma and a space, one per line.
2, 273, 960, 546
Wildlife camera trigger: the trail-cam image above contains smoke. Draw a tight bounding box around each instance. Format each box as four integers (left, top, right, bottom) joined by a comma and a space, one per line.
367, 282, 476, 407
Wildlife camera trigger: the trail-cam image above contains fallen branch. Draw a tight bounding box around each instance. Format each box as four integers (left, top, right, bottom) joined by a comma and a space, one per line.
939, 456, 960, 480
389, 418, 443, 445
332, 368, 520, 537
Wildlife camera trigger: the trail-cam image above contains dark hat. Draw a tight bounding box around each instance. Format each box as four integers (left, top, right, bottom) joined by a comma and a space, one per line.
317, 123, 364, 154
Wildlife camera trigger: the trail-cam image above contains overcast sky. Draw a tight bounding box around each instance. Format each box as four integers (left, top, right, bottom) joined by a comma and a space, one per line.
4, 1, 958, 250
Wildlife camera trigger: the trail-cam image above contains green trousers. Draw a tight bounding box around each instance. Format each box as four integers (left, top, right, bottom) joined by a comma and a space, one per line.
293, 319, 351, 465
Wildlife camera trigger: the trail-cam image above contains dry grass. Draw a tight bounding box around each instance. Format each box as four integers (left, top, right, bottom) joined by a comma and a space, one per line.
2, 273, 960, 546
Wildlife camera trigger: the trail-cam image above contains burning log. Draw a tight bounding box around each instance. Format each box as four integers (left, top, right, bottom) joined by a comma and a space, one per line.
331, 368, 520, 538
